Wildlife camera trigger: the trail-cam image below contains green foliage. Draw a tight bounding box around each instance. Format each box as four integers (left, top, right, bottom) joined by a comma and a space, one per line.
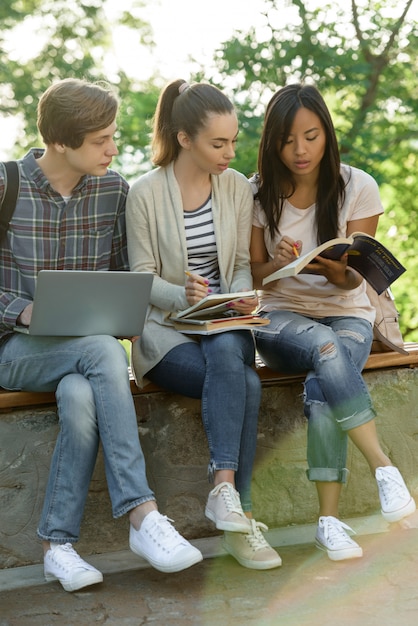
1, 1, 109, 144
206, 0, 418, 341
115, 80, 160, 178
0, 0, 155, 160
1, 0, 417, 340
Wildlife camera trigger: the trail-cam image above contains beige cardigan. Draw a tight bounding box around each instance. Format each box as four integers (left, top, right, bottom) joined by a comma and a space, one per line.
126, 162, 254, 386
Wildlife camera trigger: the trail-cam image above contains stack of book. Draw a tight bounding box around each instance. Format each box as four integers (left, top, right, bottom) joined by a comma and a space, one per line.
170, 290, 270, 334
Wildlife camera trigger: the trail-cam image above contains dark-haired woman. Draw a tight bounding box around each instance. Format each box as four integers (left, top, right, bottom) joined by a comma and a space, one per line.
126, 79, 281, 570
251, 83, 415, 561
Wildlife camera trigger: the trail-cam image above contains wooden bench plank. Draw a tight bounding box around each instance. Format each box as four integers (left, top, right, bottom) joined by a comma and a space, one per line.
1, 343, 418, 411
256, 342, 418, 385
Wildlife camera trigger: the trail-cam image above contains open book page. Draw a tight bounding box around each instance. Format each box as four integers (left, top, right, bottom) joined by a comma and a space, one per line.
173, 290, 257, 320
262, 232, 405, 294
262, 239, 352, 285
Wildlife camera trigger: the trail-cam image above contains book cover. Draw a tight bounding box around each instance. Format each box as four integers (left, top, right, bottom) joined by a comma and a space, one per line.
262, 232, 406, 294
171, 314, 270, 335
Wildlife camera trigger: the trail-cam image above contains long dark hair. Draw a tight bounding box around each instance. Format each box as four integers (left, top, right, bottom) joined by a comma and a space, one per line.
151, 79, 234, 166
257, 83, 347, 243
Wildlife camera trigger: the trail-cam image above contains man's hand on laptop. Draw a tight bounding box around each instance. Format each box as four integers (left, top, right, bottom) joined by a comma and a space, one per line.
17, 304, 33, 327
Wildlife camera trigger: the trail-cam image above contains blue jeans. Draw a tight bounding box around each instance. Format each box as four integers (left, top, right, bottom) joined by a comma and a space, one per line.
0, 334, 155, 543
147, 331, 261, 511
254, 312, 375, 483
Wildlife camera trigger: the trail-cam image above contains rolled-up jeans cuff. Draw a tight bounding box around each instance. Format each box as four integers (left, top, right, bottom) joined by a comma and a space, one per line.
336, 407, 376, 431
306, 467, 350, 483
207, 460, 239, 483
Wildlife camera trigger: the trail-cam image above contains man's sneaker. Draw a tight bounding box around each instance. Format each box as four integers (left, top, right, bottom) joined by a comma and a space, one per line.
223, 519, 282, 570
375, 466, 416, 523
129, 510, 203, 573
44, 543, 103, 592
205, 482, 251, 532
315, 516, 363, 561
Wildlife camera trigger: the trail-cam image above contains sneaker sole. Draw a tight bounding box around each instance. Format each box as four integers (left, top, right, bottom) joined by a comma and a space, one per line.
381, 496, 416, 523
44, 571, 103, 592
223, 541, 282, 570
130, 542, 203, 573
315, 540, 363, 561
205, 507, 252, 532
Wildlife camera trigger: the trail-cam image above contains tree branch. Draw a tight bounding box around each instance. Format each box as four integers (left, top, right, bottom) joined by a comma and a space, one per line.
347, 0, 414, 136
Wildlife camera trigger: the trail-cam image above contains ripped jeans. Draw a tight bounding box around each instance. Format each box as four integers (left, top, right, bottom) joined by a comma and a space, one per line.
254, 312, 375, 483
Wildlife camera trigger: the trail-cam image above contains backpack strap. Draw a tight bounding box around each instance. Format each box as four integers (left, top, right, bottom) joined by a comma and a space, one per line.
0, 161, 21, 243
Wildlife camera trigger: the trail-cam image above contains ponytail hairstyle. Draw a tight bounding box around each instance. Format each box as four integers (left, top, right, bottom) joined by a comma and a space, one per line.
151, 79, 234, 166
257, 83, 346, 244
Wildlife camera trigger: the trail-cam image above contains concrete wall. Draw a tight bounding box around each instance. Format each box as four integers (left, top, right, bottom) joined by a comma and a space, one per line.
1, 366, 417, 569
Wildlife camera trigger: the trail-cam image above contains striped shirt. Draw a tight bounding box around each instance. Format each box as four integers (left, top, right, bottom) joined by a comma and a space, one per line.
0, 149, 129, 339
184, 195, 220, 292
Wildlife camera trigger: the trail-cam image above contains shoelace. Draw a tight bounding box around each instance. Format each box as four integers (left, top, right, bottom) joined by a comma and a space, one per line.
321, 518, 355, 544
147, 514, 186, 548
212, 482, 245, 516
376, 471, 406, 504
50, 543, 92, 570
245, 519, 270, 551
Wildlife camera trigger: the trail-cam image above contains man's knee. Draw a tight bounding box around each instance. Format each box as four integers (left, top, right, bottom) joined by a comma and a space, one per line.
57, 373, 94, 405
82, 335, 128, 364
56, 374, 98, 440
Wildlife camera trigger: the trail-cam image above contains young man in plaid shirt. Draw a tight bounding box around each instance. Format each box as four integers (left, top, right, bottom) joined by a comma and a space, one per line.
0, 78, 202, 592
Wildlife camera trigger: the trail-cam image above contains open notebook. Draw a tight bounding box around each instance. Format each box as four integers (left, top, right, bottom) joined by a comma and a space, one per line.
15, 270, 153, 337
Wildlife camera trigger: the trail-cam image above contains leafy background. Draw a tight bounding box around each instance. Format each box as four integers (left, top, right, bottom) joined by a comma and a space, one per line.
1, 0, 417, 340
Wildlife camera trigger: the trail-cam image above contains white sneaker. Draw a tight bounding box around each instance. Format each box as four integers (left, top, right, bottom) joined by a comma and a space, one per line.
205, 482, 251, 532
223, 519, 282, 570
44, 543, 103, 592
129, 510, 203, 573
315, 516, 363, 561
375, 466, 416, 523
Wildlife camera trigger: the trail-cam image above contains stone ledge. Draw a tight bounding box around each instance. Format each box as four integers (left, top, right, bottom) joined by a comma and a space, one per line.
1, 345, 418, 570
0, 512, 400, 592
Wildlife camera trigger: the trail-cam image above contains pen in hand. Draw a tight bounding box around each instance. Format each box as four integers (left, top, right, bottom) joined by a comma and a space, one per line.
184, 270, 210, 286
184, 270, 211, 303
292, 244, 300, 258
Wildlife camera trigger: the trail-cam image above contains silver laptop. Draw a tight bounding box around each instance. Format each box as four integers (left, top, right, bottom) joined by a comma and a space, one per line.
15, 270, 153, 337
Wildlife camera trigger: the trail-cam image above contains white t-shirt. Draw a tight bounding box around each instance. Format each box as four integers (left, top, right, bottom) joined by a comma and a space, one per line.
252, 164, 384, 324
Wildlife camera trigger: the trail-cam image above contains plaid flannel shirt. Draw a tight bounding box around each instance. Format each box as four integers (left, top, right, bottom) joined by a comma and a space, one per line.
0, 149, 129, 339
